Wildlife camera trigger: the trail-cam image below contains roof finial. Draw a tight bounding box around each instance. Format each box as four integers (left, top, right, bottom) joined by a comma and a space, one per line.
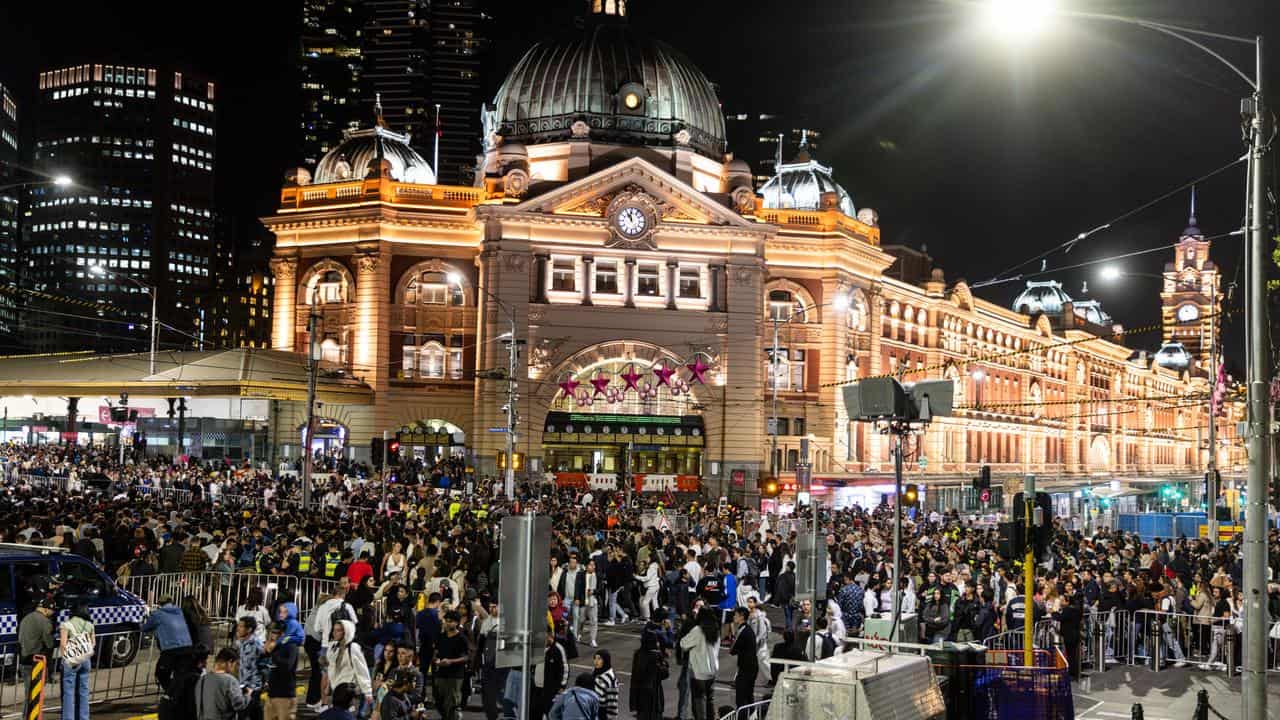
374, 92, 387, 129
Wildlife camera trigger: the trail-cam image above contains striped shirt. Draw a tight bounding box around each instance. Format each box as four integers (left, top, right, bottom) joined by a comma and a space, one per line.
593, 669, 619, 720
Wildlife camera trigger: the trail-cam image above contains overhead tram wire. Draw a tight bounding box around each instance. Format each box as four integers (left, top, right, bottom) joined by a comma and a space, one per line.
972, 154, 1248, 290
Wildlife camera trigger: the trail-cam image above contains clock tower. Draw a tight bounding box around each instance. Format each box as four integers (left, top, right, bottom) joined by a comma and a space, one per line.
1160, 191, 1218, 373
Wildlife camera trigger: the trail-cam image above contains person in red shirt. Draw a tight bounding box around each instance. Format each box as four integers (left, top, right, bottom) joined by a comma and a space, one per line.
347, 551, 374, 586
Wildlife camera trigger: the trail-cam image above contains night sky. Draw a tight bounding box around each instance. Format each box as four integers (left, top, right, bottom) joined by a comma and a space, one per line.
0, 0, 1271, 362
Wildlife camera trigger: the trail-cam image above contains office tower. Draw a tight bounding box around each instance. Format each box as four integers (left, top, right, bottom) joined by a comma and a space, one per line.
429, 0, 489, 185
0, 83, 17, 342
723, 111, 821, 188
300, 0, 366, 167
25, 64, 216, 354
362, 0, 430, 150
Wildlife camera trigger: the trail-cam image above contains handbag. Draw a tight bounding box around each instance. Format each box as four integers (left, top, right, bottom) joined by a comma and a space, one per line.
63, 625, 95, 668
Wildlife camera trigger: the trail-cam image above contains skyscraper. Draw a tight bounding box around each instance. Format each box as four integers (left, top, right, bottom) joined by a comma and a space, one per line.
362, 1, 430, 151
723, 111, 822, 188
300, 0, 365, 168
0, 83, 18, 342
24, 64, 216, 354
297, 0, 490, 185
429, 0, 489, 185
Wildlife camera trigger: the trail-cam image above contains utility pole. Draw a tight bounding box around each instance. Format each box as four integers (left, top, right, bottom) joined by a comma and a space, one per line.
301, 290, 321, 511
769, 319, 780, 506
503, 316, 518, 500
381, 429, 389, 513
1024, 474, 1036, 667
889, 434, 904, 640
1207, 283, 1219, 544
1242, 34, 1270, 720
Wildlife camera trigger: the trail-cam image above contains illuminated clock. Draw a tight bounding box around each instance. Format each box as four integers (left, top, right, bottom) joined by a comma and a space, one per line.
1177, 304, 1200, 323
615, 206, 648, 237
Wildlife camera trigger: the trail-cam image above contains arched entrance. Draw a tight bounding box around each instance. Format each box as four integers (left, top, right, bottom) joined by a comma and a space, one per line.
300, 418, 347, 460
397, 419, 467, 463
541, 341, 716, 489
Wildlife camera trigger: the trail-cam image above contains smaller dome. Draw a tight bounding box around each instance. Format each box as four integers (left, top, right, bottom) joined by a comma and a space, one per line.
314, 125, 436, 185
1072, 299, 1112, 326
1013, 280, 1072, 315
1153, 342, 1193, 371
760, 143, 855, 217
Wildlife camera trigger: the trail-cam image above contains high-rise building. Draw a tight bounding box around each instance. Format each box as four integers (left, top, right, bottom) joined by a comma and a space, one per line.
723, 111, 821, 188
201, 216, 273, 349
362, 1, 430, 152
300, 0, 366, 168
0, 83, 18, 342
24, 64, 216, 354
428, 0, 489, 185
298, 0, 491, 184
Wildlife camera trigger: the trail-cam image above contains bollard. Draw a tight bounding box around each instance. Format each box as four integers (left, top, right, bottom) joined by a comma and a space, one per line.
1224, 630, 1236, 678
1131, 703, 1144, 720
1193, 689, 1209, 720
23, 654, 47, 720
1148, 622, 1163, 671
1093, 621, 1107, 671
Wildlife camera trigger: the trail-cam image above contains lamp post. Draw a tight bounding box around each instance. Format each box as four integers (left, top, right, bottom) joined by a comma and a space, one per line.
449, 272, 520, 500
973, 5, 1267, 714
88, 264, 157, 376
301, 284, 321, 511
767, 291, 848, 658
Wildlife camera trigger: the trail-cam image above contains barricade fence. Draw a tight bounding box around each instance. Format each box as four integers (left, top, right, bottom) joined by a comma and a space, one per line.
120, 571, 341, 625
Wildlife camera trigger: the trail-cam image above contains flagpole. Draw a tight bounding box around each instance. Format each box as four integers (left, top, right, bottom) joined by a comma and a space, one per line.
433, 103, 441, 179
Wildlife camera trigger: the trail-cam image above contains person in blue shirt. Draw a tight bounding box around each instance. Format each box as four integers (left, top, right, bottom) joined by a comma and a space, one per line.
142, 596, 193, 692
274, 600, 305, 647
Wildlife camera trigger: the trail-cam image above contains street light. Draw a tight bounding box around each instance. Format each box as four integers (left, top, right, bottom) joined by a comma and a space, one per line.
967, 5, 1268, 714
448, 271, 521, 500
88, 264, 157, 375
0, 173, 76, 194
979, 0, 1055, 41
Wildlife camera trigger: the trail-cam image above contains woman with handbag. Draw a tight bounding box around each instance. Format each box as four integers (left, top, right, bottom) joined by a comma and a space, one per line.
60, 604, 96, 720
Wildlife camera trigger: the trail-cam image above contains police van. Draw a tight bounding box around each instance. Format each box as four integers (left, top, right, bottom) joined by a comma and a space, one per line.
0, 543, 149, 667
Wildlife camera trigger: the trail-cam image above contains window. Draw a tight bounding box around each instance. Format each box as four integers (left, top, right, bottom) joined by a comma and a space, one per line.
320, 338, 342, 364
768, 289, 804, 322
793, 418, 806, 437
769, 417, 790, 436
678, 266, 701, 298
637, 263, 660, 296
315, 270, 344, 304
55, 561, 108, 599
790, 350, 806, 391
419, 342, 445, 378
595, 261, 619, 294
449, 347, 464, 380
551, 258, 576, 292
766, 348, 806, 391
405, 271, 462, 306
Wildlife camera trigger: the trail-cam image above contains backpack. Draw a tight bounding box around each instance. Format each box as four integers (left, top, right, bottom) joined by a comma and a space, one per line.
329, 601, 354, 628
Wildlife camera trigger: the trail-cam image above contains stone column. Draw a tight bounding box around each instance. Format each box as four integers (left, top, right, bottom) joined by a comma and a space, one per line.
624, 259, 636, 308
582, 256, 594, 306
269, 256, 298, 351
708, 265, 722, 312
666, 260, 678, 310
534, 254, 550, 304
354, 247, 391, 392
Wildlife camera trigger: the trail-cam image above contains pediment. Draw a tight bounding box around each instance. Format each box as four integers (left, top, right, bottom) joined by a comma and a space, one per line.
512, 156, 757, 230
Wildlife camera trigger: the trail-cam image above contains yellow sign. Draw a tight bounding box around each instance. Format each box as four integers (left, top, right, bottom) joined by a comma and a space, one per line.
1198, 524, 1243, 541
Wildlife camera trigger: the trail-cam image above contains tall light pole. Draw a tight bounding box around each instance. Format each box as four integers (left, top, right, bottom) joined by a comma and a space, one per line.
89, 263, 157, 375
301, 284, 321, 511
449, 272, 520, 499
973, 5, 1268, 715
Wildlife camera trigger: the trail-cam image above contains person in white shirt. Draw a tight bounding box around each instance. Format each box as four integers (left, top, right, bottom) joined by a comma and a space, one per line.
683, 550, 703, 585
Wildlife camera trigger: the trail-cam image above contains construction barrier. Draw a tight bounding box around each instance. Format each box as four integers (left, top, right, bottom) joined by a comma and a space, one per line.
21, 656, 44, 720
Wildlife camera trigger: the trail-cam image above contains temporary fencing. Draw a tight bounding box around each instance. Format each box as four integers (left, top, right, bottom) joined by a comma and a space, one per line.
121, 571, 340, 624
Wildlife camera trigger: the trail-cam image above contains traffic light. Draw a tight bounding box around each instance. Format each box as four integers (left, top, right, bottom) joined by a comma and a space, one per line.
496, 451, 525, 471
387, 438, 401, 466
1211, 363, 1227, 417
903, 483, 919, 508
1013, 491, 1053, 561
370, 437, 384, 466
972, 465, 992, 491
760, 477, 780, 498
979, 487, 992, 505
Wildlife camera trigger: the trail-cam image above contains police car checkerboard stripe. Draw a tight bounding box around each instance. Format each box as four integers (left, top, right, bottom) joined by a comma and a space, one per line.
0, 604, 146, 638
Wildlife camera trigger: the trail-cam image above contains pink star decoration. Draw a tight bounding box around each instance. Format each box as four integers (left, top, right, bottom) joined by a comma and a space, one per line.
652, 362, 676, 387
590, 373, 612, 396
620, 365, 644, 392
685, 355, 711, 385
558, 377, 580, 398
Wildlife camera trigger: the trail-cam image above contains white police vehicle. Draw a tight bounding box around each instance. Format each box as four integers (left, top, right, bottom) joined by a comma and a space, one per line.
0, 543, 148, 666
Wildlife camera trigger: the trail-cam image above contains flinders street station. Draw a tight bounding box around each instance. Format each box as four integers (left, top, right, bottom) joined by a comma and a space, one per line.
259, 0, 1244, 508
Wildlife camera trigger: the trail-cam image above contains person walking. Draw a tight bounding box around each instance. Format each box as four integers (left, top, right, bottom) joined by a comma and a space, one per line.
59, 604, 95, 720
774, 563, 797, 631
195, 648, 251, 720
264, 622, 301, 720
678, 608, 720, 720
432, 611, 469, 720
575, 558, 604, 648
591, 650, 619, 720
327, 620, 372, 719
729, 608, 758, 720
235, 617, 265, 720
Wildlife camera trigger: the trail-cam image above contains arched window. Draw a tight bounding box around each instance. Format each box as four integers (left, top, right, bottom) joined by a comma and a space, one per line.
419, 342, 446, 379
307, 269, 349, 305
845, 354, 858, 382
768, 289, 806, 323
404, 271, 463, 306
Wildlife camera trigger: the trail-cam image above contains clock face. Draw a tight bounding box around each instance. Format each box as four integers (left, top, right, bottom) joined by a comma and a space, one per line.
1177, 304, 1200, 323
616, 206, 648, 237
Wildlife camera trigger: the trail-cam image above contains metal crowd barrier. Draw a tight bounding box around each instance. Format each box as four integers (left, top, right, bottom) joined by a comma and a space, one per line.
13, 474, 72, 492
719, 699, 771, 720
0, 622, 239, 720
121, 571, 340, 623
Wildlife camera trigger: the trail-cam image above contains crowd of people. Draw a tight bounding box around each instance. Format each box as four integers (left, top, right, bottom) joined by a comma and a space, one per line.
4, 442, 1280, 720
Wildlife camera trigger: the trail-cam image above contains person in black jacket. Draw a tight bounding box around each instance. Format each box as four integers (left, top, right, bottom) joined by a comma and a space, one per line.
729, 608, 757, 720
774, 562, 797, 630
264, 622, 300, 720
974, 589, 998, 642
1055, 586, 1084, 680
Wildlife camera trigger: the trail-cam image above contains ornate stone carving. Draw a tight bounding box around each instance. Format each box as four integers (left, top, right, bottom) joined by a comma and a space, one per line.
733, 266, 756, 286
503, 253, 530, 274
571, 120, 591, 138
503, 168, 530, 198
269, 257, 298, 282
561, 194, 614, 217
355, 253, 382, 274
731, 186, 755, 215
528, 307, 546, 324
708, 316, 729, 333
673, 128, 692, 146
604, 186, 661, 250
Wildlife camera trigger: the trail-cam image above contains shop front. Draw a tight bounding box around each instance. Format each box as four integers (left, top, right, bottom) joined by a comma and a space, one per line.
542, 411, 704, 492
